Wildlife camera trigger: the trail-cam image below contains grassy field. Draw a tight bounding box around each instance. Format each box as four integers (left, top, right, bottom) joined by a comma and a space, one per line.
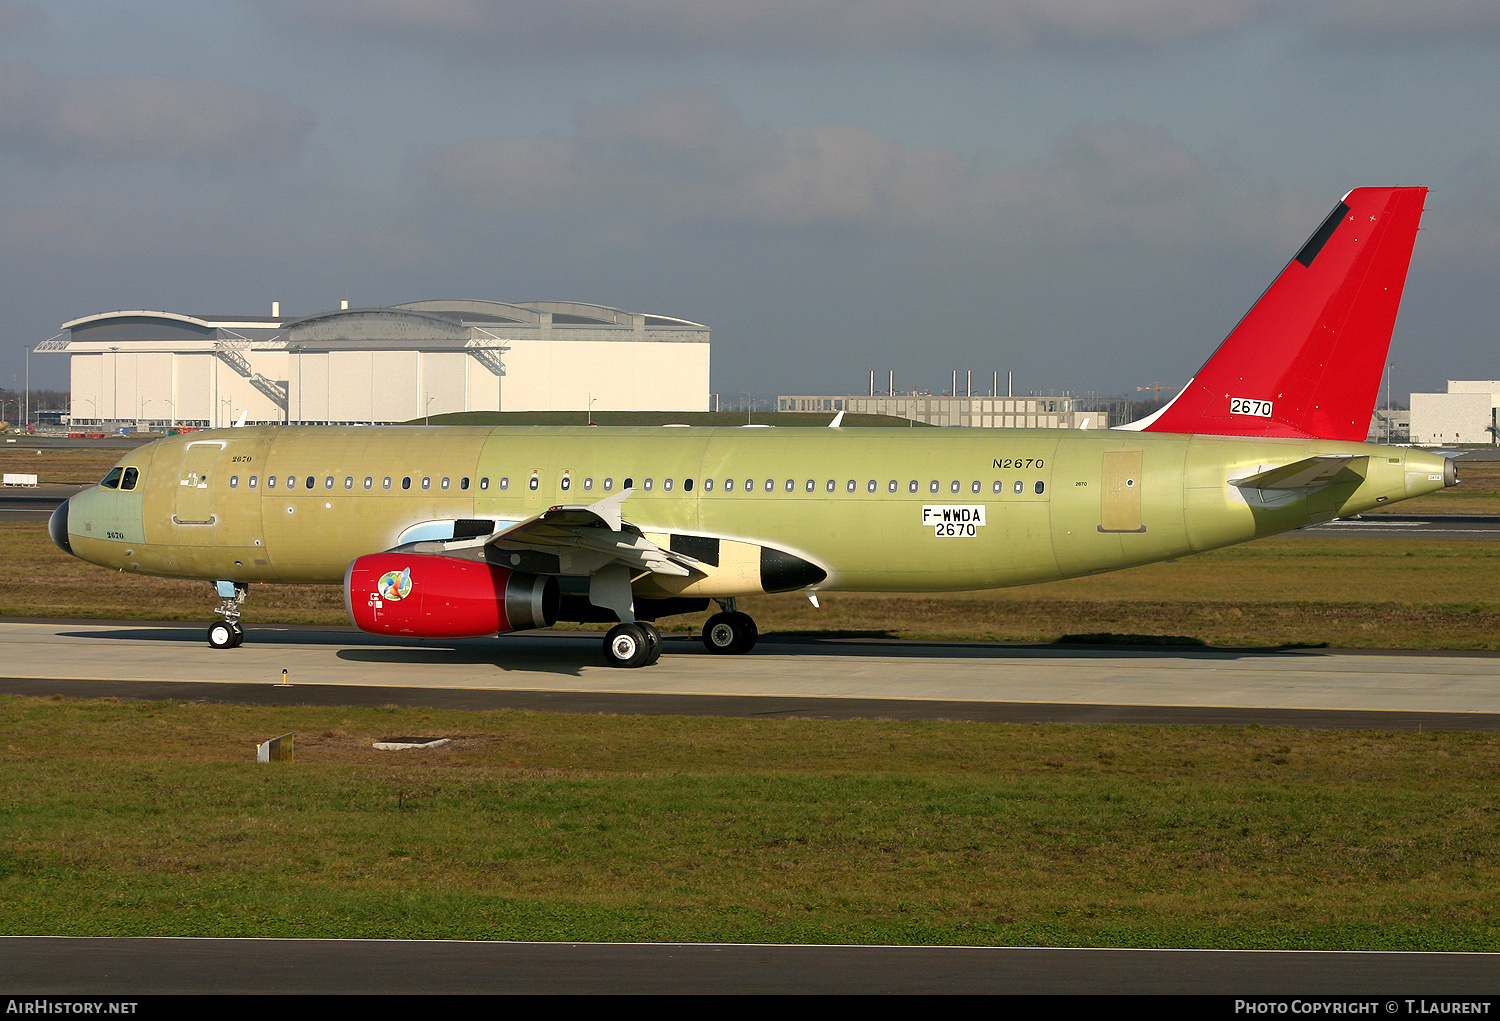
0, 446, 126, 485
7, 519, 1499, 649
2, 695, 1498, 948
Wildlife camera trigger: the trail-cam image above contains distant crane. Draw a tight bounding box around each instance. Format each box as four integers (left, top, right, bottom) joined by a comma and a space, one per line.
1136, 382, 1179, 402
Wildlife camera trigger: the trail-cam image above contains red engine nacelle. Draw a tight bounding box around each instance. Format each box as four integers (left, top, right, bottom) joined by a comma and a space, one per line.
345, 553, 559, 638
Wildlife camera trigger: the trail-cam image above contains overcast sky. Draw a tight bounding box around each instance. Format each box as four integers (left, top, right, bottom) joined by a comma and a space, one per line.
2, 0, 1498, 402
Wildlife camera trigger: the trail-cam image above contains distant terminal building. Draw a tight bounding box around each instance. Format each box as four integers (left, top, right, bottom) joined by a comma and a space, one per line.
38, 300, 710, 428
778, 394, 1108, 429
1408, 380, 1500, 446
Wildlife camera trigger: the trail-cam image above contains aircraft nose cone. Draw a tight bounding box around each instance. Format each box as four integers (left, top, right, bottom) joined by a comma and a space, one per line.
48, 497, 73, 557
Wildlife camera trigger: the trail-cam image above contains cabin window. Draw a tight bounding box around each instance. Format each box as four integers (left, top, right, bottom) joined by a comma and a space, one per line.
764, 479, 774, 493
785, 479, 795, 493
886, 480, 897, 494
1035, 481, 1046, 495
402, 477, 412, 490
249, 476, 258, 489
643, 478, 653, 491
345, 477, 354, 490
950, 481, 960, 495
460, 477, 470, 490
440, 477, 450, 490
703, 479, 713, 492
663, 478, 672, 492
825, 480, 835, 493
623, 478, 634, 489
267, 476, 276, 489
971, 481, 981, 495
479, 477, 489, 491
992, 481, 1002, 494
99, 467, 122, 489
307, 476, 316, 490
1013, 481, 1023, 494
528, 475, 539, 491
807, 480, 816, 493
286, 476, 297, 490
561, 476, 571, 491
745, 479, 754, 492
382, 477, 392, 490
421, 477, 431, 490
929, 480, 939, 494
684, 478, 694, 492
325, 476, 334, 490
908, 480, 918, 494
846, 480, 855, 493
229, 475, 238, 489
722, 479, 733, 492
363, 477, 372, 490
120, 467, 138, 491
601, 478, 611, 491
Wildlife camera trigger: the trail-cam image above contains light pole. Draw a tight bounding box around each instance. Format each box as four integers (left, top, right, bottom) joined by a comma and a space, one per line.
163, 398, 174, 429
23, 344, 30, 429
425, 396, 436, 426
81, 397, 95, 426
587, 393, 595, 426
222, 399, 233, 428
741, 391, 752, 425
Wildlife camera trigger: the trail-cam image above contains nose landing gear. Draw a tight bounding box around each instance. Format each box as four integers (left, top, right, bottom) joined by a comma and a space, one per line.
207, 580, 247, 649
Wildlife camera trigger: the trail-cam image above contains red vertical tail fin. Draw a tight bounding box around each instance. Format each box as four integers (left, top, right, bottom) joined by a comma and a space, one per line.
1127, 186, 1427, 441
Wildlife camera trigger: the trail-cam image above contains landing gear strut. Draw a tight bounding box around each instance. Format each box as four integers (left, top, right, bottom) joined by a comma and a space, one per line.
207, 580, 246, 649
604, 621, 662, 668
702, 598, 758, 655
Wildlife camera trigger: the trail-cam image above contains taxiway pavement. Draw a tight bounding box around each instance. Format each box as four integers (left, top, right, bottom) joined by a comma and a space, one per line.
3, 620, 1500, 727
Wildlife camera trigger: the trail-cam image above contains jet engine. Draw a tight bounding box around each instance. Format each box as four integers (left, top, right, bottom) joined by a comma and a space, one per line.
345, 553, 559, 638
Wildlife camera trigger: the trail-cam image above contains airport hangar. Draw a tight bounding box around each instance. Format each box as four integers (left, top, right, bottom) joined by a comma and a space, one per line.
37, 300, 711, 429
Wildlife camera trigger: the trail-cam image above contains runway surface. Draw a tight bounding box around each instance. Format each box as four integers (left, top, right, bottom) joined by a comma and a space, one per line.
4, 937, 1499, 994
4, 619, 1500, 729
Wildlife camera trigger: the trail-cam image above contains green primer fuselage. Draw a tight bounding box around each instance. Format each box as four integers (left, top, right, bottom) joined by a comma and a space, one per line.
64, 425, 1452, 597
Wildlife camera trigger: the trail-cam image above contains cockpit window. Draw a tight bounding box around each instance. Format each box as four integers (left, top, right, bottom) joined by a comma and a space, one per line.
99, 467, 123, 490
121, 467, 139, 491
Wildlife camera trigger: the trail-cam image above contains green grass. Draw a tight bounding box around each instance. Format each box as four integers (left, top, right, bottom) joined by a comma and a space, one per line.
3, 696, 1499, 947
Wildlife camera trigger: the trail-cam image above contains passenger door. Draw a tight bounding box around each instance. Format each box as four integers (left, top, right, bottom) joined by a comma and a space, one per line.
173, 441, 223, 525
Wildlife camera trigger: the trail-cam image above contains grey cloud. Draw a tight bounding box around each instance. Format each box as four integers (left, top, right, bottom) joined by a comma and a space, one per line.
0, 62, 314, 164
1318, 0, 1500, 44
258, 0, 1271, 55
427, 88, 1297, 248
0, 1, 42, 37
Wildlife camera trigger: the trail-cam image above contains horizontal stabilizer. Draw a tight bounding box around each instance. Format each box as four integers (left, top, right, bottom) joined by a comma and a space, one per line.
1230, 454, 1366, 491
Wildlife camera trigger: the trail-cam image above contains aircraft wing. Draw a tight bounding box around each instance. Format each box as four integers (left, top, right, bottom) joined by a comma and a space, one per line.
1229, 454, 1367, 491
485, 489, 702, 578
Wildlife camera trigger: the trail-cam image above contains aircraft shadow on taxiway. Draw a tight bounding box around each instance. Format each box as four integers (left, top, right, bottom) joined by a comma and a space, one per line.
56, 626, 1334, 665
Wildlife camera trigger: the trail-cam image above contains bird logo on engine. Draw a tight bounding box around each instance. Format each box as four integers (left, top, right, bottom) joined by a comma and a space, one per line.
376, 568, 413, 602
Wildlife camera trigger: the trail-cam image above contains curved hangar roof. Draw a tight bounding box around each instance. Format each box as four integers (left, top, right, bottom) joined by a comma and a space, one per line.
59, 300, 707, 341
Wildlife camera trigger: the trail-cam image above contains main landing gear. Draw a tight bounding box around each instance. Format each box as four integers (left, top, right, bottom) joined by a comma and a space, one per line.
207, 580, 247, 649
702, 598, 758, 655
603, 621, 662, 668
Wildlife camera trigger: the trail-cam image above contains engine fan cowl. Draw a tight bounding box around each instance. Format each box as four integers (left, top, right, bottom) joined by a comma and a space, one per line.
345, 553, 558, 638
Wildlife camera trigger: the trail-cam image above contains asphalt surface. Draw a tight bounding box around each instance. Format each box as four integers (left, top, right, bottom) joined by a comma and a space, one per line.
6, 620, 1500, 729
4, 937, 1499, 994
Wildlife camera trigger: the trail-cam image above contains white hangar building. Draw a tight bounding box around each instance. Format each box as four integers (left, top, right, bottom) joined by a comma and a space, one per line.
39, 299, 710, 428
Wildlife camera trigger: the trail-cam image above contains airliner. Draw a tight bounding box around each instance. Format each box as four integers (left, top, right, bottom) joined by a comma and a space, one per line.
49, 187, 1453, 667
